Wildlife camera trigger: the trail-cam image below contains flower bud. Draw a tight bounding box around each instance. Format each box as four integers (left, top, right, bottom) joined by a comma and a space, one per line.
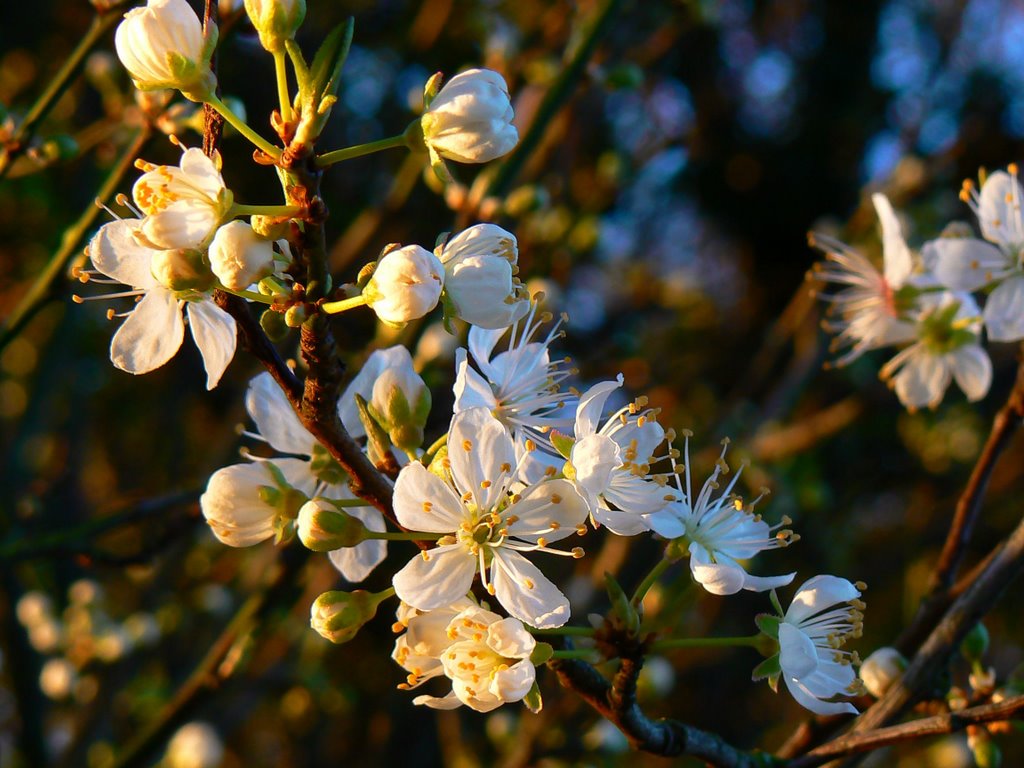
368, 365, 431, 452
961, 622, 990, 663
209, 221, 275, 290
363, 245, 444, 326
115, 0, 217, 100
150, 248, 215, 292
297, 498, 369, 552
250, 215, 291, 241
310, 589, 386, 644
859, 647, 907, 698
243, 0, 305, 53
439, 224, 529, 329
420, 69, 518, 164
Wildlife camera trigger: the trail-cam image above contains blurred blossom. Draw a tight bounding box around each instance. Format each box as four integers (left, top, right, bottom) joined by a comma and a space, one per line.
68, 579, 103, 605
16, 591, 53, 626
341, 46, 398, 119
166, 722, 225, 768
40, 658, 76, 700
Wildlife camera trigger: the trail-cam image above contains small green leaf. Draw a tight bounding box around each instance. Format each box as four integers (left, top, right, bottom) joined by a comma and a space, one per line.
751, 654, 781, 683
530, 642, 554, 666
604, 572, 639, 636
755, 613, 780, 639
550, 430, 575, 459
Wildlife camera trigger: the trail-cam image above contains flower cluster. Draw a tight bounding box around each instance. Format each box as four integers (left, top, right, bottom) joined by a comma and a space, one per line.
811, 179, 1020, 410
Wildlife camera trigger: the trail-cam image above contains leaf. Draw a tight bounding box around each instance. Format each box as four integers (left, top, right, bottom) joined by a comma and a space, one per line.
751, 654, 781, 683
755, 613, 780, 640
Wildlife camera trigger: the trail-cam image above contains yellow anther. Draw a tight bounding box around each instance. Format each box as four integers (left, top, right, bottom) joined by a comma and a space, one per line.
571, 547, 584, 558
550, 493, 562, 504
422, 501, 433, 513
500, 462, 511, 472
481, 480, 492, 489
854, 581, 867, 591
524, 439, 536, 452
463, 439, 473, 451
537, 537, 548, 547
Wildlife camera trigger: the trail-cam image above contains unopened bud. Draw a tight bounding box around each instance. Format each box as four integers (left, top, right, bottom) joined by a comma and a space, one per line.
368, 366, 431, 452
209, 220, 275, 291
297, 498, 369, 551
363, 245, 444, 326
243, 0, 305, 53
961, 622, 990, 663
859, 647, 907, 698
310, 589, 387, 644
284, 303, 310, 327
260, 308, 289, 341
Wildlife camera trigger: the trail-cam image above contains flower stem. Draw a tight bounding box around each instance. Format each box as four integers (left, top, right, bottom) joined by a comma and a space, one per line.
316, 135, 407, 168
550, 649, 599, 661
331, 498, 373, 508
218, 286, 274, 305
273, 49, 293, 124
205, 94, 281, 159
422, 432, 449, 464
631, 556, 671, 607
321, 294, 367, 314
651, 635, 762, 652
230, 203, 304, 218
531, 626, 595, 637
362, 531, 444, 541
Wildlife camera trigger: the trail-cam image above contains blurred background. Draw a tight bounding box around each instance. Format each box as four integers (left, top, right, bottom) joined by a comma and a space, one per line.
2, 0, 1024, 765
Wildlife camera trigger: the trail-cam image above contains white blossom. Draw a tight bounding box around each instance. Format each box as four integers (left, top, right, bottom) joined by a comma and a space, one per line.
132, 146, 233, 251
394, 602, 537, 712
115, 0, 216, 98
165, 722, 225, 768
859, 647, 906, 698
925, 167, 1024, 341
879, 292, 991, 410
390, 408, 588, 628
811, 194, 918, 366
364, 245, 444, 326
421, 69, 518, 164
778, 575, 864, 716
440, 224, 529, 329
85, 218, 236, 389
660, 435, 796, 595
567, 376, 679, 536
208, 220, 275, 290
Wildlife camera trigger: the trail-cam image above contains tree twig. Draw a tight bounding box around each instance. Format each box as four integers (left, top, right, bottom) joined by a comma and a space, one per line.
789, 695, 1024, 767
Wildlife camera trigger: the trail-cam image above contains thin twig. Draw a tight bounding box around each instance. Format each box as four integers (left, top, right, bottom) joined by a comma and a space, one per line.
548, 655, 776, 766
789, 695, 1024, 767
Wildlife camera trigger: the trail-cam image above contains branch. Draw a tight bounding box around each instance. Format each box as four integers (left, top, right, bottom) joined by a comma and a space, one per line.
548, 655, 775, 766
789, 695, 1024, 767
929, 354, 1024, 595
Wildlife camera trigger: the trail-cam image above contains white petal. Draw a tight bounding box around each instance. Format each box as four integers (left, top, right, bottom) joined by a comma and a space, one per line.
178, 147, 226, 199
926, 237, 1009, 292
978, 170, 1024, 247
872, 194, 913, 288
487, 618, 536, 659
327, 507, 387, 583
453, 349, 498, 412
643, 506, 687, 538
413, 692, 463, 710
393, 462, 466, 533
984, 275, 1024, 342
339, 346, 416, 436
392, 544, 476, 611
785, 575, 860, 626
490, 660, 535, 703
951, 344, 992, 402
506, 479, 588, 543
200, 460, 302, 547
449, 408, 515, 510
592, 503, 654, 536
779, 622, 819, 679
742, 571, 796, 593
689, 546, 746, 596
139, 198, 219, 250
245, 372, 312, 455
604, 472, 674, 516
491, 550, 569, 629
782, 674, 857, 716
467, 324, 508, 381
88, 219, 158, 288
892, 349, 951, 410
574, 376, 624, 437
570, 434, 620, 500
110, 288, 184, 375
186, 300, 236, 389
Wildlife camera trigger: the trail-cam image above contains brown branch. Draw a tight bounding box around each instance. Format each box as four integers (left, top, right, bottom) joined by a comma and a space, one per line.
548, 654, 776, 766
789, 695, 1024, 767
929, 354, 1024, 595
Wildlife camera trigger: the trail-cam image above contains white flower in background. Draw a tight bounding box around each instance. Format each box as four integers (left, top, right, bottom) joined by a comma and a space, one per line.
201, 372, 387, 582
208, 220, 275, 290
363, 245, 444, 326
777, 575, 865, 716
660, 434, 796, 596
859, 647, 906, 698
440, 224, 529, 329
392, 598, 477, 691
879, 292, 991, 410
925, 167, 1024, 341
132, 146, 233, 250
454, 301, 576, 444
115, 0, 216, 99
390, 408, 588, 628
421, 69, 518, 164
243, 0, 305, 52
165, 722, 224, 768
403, 605, 537, 712
811, 194, 918, 366
84, 218, 236, 389
337, 346, 425, 442
567, 376, 679, 536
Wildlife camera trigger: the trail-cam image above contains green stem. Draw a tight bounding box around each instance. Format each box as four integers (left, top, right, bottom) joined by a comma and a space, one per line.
0, 4, 129, 179
217, 286, 274, 305
531, 626, 595, 637
363, 531, 444, 541
273, 49, 293, 123
651, 635, 762, 652
321, 294, 367, 314
422, 432, 448, 464
229, 203, 303, 218
331, 498, 373, 508
631, 557, 671, 607
205, 94, 281, 159
0, 126, 150, 353
316, 135, 407, 167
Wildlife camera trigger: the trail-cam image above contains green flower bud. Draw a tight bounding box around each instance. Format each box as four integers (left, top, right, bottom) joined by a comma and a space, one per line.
310, 589, 388, 644
297, 498, 369, 551
243, 0, 305, 53
961, 622, 990, 663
